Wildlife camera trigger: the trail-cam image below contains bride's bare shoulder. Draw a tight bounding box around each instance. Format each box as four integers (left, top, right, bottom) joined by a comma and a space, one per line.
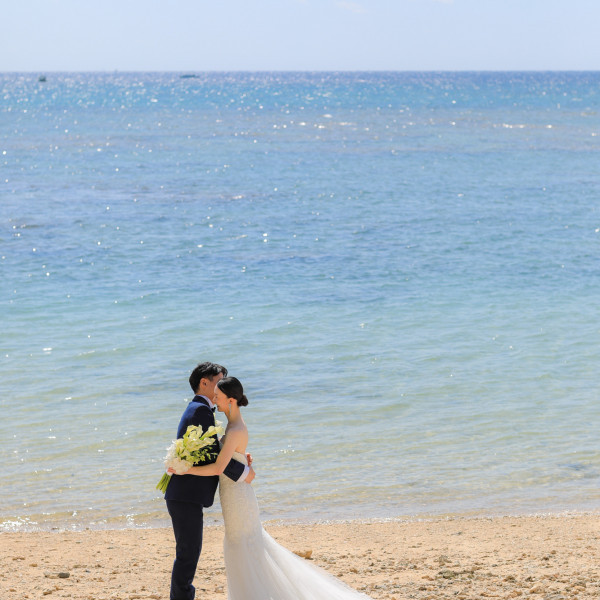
227, 420, 248, 436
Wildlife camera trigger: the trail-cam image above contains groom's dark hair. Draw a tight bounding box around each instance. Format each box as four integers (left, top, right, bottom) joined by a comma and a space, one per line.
189, 362, 228, 394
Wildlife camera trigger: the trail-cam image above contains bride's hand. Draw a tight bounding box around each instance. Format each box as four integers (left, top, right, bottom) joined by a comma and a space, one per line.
246, 452, 253, 467
167, 467, 186, 475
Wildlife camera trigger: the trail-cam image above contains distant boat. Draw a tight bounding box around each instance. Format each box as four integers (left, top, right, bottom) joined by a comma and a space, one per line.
180, 74, 199, 79
38, 75, 47, 82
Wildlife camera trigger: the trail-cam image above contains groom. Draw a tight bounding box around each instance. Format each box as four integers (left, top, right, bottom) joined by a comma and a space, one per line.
165, 361, 254, 600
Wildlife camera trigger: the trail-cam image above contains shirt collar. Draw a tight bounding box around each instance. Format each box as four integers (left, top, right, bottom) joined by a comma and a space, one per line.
196, 394, 215, 410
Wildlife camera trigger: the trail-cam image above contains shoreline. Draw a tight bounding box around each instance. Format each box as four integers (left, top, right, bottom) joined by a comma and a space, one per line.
3, 506, 599, 533
2, 513, 599, 599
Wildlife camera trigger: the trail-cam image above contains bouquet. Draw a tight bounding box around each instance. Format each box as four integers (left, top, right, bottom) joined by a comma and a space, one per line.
156, 422, 224, 494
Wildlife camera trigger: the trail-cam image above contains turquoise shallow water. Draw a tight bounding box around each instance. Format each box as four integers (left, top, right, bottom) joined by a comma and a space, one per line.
1, 72, 600, 531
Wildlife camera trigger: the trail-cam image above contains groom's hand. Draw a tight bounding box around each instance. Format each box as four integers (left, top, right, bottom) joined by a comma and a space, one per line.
245, 467, 255, 483
246, 452, 253, 467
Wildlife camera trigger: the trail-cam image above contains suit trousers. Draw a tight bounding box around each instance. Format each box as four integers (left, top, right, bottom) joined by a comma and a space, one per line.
166, 499, 204, 600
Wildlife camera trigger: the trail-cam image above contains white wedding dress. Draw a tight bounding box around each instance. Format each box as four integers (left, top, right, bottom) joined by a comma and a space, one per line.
219, 451, 373, 600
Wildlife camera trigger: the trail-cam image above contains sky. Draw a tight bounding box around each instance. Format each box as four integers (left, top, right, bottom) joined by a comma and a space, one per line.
1, 0, 598, 72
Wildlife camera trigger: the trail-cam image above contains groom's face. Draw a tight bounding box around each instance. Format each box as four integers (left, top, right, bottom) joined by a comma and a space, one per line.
200, 373, 224, 399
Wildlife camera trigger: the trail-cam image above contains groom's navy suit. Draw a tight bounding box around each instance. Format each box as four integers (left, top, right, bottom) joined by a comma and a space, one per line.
165, 395, 245, 600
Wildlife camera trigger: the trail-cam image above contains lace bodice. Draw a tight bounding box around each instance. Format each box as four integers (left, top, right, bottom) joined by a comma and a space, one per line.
219, 452, 261, 544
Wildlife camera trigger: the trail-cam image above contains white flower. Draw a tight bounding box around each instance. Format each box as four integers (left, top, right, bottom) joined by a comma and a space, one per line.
165, 455, 193, 475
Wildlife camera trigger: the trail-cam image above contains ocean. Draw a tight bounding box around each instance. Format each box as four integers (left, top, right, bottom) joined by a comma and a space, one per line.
1, 71, 599, 531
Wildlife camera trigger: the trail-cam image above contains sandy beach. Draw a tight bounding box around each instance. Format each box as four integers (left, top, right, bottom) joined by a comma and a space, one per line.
1, 514, 598, 599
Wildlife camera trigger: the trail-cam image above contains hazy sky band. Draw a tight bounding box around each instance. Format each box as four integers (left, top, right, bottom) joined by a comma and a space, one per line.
2, 0, 598, 72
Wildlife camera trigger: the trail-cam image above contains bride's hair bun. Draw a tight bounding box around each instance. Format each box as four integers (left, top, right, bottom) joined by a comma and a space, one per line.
217, 376, 249, 407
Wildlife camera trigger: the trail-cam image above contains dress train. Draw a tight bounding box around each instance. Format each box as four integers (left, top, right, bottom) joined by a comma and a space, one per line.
218, 452, 372, 600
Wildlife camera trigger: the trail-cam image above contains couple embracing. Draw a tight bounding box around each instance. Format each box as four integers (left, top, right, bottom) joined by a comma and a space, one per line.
165, 361, 372, 600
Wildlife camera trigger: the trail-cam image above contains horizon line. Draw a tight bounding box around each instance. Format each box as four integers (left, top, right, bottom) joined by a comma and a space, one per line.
3, 68, 600, 74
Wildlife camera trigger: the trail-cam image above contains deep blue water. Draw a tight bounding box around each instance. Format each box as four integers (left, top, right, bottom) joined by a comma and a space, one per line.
1, 72, 599, 530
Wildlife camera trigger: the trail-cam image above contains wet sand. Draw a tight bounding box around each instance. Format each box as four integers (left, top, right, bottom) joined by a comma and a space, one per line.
1, 514, 599, 599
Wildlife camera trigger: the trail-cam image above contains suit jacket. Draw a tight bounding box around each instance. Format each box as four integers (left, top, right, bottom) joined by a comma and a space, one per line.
164, 395, 246, 506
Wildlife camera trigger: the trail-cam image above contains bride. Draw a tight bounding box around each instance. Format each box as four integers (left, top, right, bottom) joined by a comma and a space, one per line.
168, 376, 373, 600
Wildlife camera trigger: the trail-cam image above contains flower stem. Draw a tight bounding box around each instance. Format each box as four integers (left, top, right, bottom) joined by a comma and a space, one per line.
156, 473, 171, 494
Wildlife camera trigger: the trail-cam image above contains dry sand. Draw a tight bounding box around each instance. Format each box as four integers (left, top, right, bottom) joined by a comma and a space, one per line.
1, 514, 598, 599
